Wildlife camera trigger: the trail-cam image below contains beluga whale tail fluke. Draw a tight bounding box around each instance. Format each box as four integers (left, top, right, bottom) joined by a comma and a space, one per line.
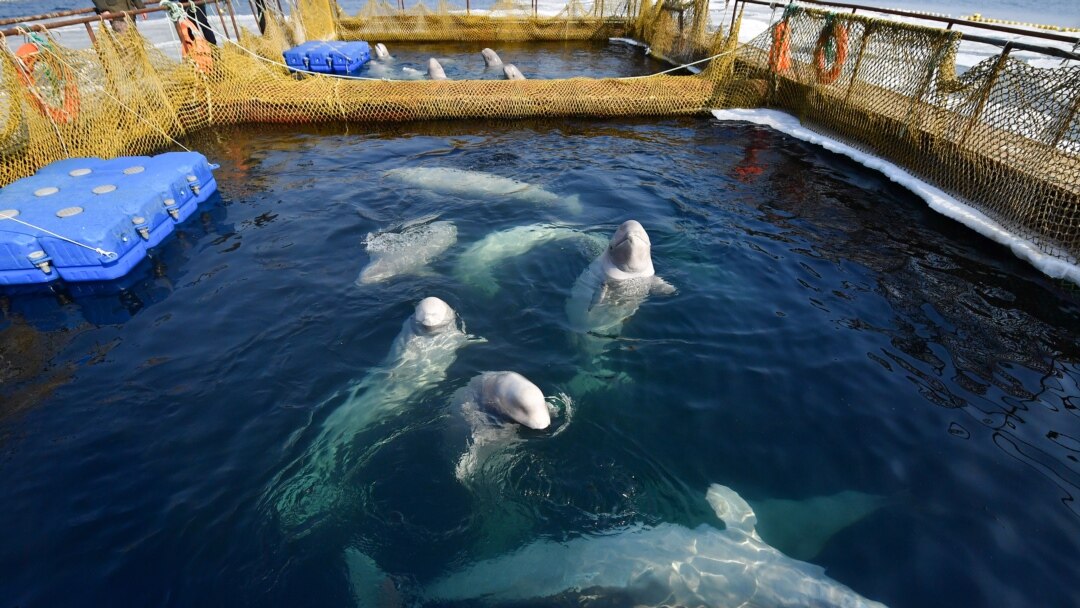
357, 215, 457, 284
381, 167, 583, 213
421, 483, 889, 607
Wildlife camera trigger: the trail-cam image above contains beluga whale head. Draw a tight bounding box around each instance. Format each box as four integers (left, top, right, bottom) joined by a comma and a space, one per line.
481, 371, 551, 430
413, 296, 455, 334
605, 220, 654, 278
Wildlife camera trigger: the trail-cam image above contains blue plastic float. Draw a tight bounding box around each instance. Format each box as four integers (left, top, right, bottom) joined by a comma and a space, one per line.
283, 41, 371, 74
0, 152, 218, 285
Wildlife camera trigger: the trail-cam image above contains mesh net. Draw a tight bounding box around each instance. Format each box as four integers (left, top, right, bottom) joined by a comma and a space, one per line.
0, 1, 1077, 269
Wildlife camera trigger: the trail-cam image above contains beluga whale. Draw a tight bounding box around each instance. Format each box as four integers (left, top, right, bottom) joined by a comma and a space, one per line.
481, 47, 503, 67
373, 42, 390, 59
382, 168, 583, 213
356, 214, 457, 284
502, 64, 526, 80
452, 371, 562, 483
565, 220, 675, 390
453, 224, 606, 296
267, 297, 484, 533
421, 483, 889, 607
427, 58, 448, 80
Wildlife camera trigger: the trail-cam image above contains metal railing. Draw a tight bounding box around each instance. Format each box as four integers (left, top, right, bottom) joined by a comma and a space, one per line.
0, 0, 246, 44
730, 0, 1080, 61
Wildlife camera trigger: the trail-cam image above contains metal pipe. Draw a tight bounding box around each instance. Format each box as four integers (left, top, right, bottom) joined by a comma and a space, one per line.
736, 0, 1080, 45
223, 0, 241, 39
0, 0, 220, 39
212, 0, 231, 40
83, 21, 97, 44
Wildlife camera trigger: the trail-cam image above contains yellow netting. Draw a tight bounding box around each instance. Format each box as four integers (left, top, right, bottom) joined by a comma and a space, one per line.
0, 1, 1077, 267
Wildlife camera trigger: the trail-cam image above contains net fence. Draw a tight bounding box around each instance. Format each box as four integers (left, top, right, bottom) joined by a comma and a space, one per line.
0, 0, 1077, 269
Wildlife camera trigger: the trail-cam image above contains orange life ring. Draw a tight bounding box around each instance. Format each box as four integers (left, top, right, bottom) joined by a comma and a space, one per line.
768, 21, 792, 73
14, 42, 80, 124
177, 18, 213, 74
813, 22, 849, 85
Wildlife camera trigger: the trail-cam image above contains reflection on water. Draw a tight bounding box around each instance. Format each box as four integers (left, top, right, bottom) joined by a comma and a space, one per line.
0, 117, 1078, 608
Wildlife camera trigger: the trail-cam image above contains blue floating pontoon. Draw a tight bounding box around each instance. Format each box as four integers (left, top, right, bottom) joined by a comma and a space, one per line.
0, 152, 218, 285
283, 40, 371, 74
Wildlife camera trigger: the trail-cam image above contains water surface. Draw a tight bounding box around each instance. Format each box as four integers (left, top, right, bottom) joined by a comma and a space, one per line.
1, 116, 1079, 607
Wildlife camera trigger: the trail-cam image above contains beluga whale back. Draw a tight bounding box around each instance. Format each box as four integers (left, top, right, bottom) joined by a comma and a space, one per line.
422, 483, 889, 607
382, 167, 583, 213
357, 215, 457, 284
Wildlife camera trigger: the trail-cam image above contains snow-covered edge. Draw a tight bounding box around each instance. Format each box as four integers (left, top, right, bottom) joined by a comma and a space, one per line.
711, 108, 1080, 285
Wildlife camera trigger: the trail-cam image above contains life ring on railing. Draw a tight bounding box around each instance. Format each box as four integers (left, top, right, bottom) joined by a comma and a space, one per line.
768, 20, 792, 73
813, 21, 848, 85
177, 18, 213, 74
14, 42, 80, 124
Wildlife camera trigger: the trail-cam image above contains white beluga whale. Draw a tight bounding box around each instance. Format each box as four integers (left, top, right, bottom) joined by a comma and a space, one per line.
481, 47, 503, 67
382, 167, 582, 213
422, 483, 889, 607
502, 64, 526, 80
427, 58, 448, 80
453, 224, 606, 296
268, 297, 483, 532
453, 371, 561, 483
374, 42, 390, 59
357, 215, 457, 284
565, 220, 674, 391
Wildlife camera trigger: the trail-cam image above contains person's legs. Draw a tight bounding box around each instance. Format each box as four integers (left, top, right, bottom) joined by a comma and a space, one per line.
189, 5, 217, 45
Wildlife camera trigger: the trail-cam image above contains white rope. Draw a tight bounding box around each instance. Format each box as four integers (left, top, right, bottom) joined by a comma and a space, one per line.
17, 27, 194, 152
0, 213, 118, 259
619, 48, 736, 79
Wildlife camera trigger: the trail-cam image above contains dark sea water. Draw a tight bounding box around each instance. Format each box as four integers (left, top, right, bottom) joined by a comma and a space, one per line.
2, 110, 1079, 607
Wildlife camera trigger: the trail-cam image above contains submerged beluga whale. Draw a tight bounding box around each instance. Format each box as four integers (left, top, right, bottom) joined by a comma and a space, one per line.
382, 168, 583, 213
453, 224, 606, 296
565, 220, 675, 390
421, 483, 889, 607
357, 215, 457, 284
268, 297, 484, 532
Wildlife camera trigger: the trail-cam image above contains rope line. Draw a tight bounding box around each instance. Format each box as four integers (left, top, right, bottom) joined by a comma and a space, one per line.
0, 213, 119, 260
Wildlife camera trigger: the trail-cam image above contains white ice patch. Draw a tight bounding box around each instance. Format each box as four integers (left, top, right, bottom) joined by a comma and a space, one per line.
711, 108, 1080, 286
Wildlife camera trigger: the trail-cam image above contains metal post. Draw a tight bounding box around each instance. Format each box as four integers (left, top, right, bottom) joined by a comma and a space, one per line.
961, 43, 1013, 146
84, 20, 97, 43
212, 0, 230, 40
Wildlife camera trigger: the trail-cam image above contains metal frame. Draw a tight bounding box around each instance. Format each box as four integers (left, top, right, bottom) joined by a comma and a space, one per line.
731, 0, 1080, 61
0, 0, 242, 43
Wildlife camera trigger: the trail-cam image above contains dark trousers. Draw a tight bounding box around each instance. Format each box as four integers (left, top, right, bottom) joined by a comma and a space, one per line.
188, 5, 218, 45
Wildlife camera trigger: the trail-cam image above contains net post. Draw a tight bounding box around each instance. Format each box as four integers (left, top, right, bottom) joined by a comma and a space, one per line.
960, 42, 1012, 146
83, 20, 97, 43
